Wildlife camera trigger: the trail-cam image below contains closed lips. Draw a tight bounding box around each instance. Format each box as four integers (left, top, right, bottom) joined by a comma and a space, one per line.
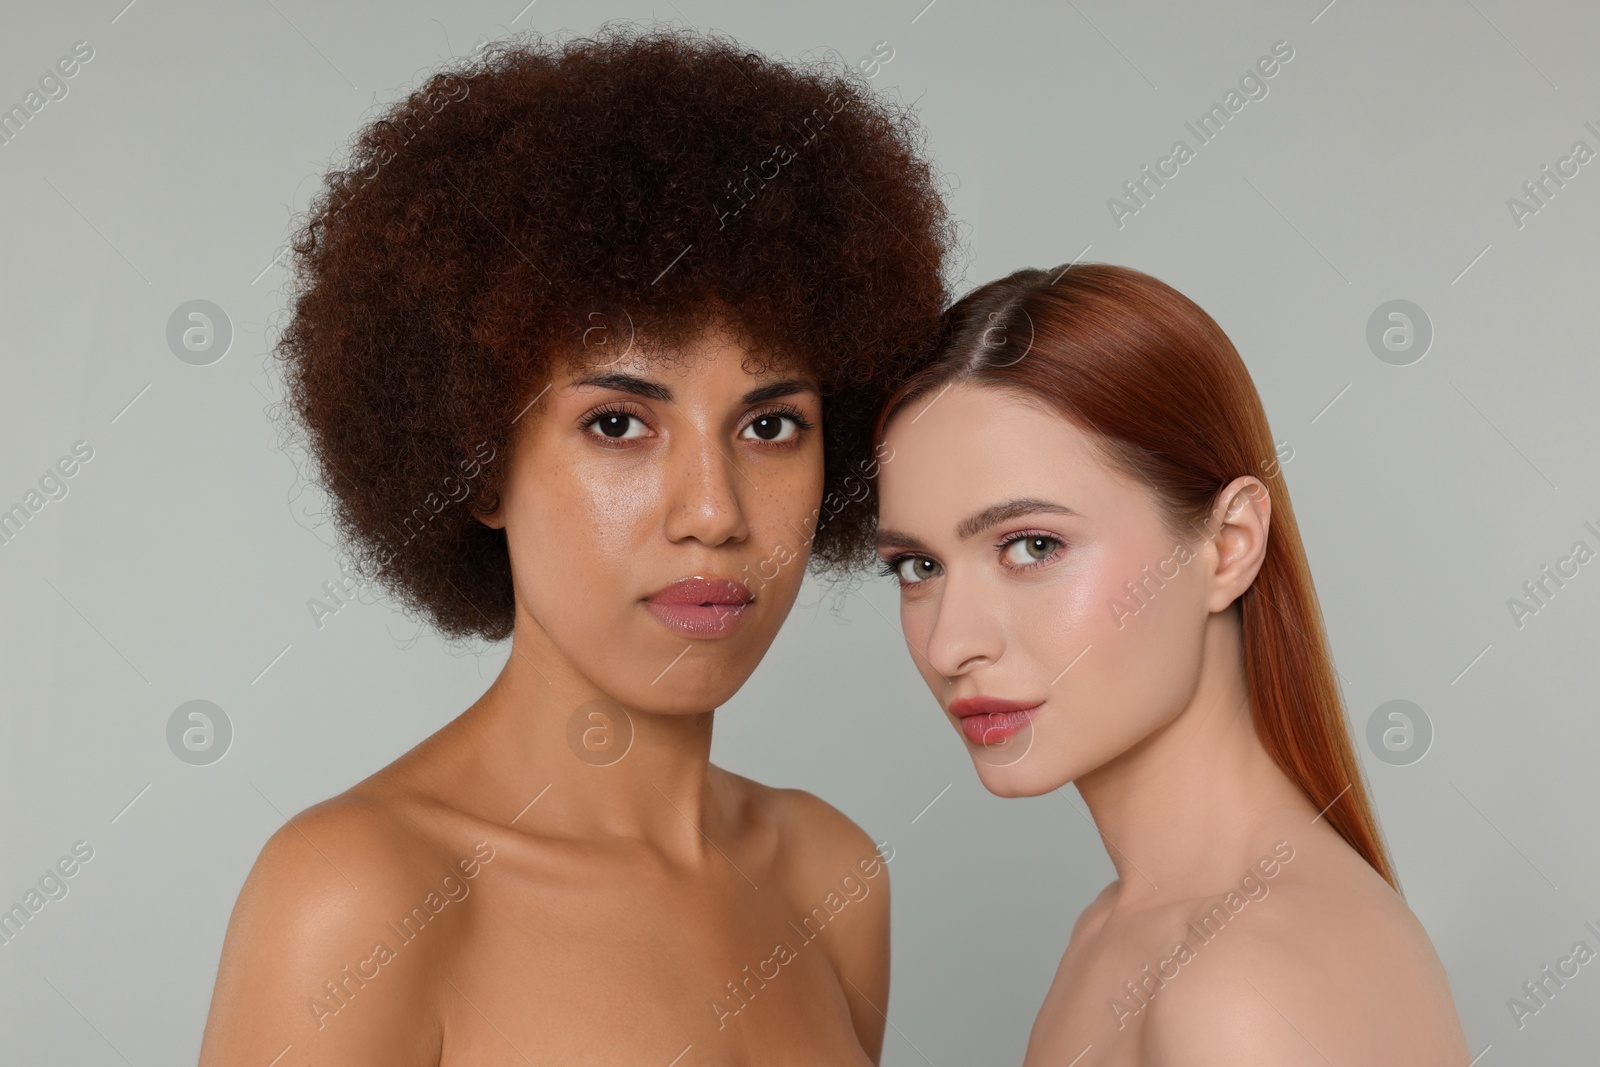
644, 577, 754, 637
947, 697, 1041, 746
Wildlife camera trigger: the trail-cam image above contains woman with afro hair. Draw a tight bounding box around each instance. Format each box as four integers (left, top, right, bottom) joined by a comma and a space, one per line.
198, 24, 956, 1067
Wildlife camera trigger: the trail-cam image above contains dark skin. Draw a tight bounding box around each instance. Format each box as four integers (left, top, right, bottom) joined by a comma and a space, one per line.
199, 322, 890, 1066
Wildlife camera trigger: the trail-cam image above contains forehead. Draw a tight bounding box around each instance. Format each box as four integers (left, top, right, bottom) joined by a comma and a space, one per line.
878, 384, 1129, 523
555, 320, 817, 387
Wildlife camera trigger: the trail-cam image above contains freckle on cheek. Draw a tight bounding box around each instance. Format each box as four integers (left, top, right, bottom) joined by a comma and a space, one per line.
584, 482, 657, 555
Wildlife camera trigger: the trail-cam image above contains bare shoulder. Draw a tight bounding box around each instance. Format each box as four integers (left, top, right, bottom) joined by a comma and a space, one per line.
199, 788, 484, 1066
1144, 851, 1468, 1065
714, 767, 890, 892
759, 781, 892, 954
1070, 880, 1121, 943
712, 768, 892, 1059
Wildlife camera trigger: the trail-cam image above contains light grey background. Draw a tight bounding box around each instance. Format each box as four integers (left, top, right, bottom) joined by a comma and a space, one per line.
2, 0, 1597, 1062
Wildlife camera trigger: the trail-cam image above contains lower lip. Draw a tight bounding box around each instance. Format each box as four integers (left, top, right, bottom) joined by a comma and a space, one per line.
644, 602, 749, 638
958, 707, 1038, 745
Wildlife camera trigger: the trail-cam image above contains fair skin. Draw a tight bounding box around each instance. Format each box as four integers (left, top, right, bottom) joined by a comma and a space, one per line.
875, 383, 1469, 1066
199, 320, 891, 1067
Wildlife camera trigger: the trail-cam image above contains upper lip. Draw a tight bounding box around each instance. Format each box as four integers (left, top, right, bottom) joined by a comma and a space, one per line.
646, 576, 755, 606
947, 696, 1043, 719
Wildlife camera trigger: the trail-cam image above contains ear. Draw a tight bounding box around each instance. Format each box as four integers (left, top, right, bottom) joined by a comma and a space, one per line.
474, 511, 505, 530
472, 498, 506, 530
1203, 475, 1270, 613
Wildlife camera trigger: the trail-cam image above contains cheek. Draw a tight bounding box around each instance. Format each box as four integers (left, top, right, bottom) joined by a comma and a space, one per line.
578, 464, 666, 560
784, 444, 827, 519
748, 451, 825, 577
898, 595, 941, 686
508, 455, 666, 609
1060, 539, 1207, 736
982, 541, 1129, 683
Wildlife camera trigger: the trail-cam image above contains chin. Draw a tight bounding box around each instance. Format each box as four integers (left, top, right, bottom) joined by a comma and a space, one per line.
972, 764, 1061, 798
968, 746, 1085, 798
619, 646, 763, 715
606, 674, 738, 717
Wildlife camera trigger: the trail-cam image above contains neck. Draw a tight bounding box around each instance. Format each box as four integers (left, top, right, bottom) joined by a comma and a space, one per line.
1071, 605, 1320, 903
453, 603, 722, 853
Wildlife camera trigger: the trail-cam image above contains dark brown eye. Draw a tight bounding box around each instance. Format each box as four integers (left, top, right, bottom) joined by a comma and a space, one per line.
585, 411, 648, 441
741, 413, 798, 443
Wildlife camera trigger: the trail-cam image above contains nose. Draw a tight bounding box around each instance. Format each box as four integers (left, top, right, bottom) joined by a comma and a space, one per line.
662, 431, 750, 548
920, 568, 1004, 679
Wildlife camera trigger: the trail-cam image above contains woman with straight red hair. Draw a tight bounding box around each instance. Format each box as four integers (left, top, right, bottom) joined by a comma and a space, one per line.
872, 263, 1469, 1063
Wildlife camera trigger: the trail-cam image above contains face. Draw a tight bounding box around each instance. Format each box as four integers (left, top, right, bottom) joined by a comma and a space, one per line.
477, 321, 825, 715
875, 383, 1263, 797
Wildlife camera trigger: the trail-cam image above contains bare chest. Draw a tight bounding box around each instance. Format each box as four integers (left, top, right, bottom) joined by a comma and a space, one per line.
435, 862, 876, 1066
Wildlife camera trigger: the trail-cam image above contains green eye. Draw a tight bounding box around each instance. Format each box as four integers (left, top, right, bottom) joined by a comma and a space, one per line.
1000, 535, 1060, 566
880, 555, 941, 585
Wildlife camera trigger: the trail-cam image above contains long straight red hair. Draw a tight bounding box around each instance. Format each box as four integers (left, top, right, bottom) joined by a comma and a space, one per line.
876, 263, 1398, 890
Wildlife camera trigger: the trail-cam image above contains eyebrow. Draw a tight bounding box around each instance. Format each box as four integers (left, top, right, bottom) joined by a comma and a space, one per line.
569, 373, 816, 406
570, 372, 672, 401
875, 497, 1079, 553
740, 379, 816, 405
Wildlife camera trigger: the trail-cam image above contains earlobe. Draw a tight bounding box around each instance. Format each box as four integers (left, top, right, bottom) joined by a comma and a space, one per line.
469, 486, 508, 530
1207, 477, 1271, 610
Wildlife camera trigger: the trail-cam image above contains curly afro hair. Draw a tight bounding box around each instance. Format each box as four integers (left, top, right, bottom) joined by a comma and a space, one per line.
274, 22, 957, 643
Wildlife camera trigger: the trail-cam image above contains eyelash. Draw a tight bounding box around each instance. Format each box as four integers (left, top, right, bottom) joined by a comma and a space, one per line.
877, 555, 910, 579
746, 403, 814, 446
876, 529, 1065, 587
996, 529, 1066, 571
580, 402, 651, 447
579, 402, 815, 448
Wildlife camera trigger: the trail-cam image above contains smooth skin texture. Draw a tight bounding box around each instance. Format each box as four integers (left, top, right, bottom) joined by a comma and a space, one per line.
199, 321, 891, 1067
875, 383, 1468, 1066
